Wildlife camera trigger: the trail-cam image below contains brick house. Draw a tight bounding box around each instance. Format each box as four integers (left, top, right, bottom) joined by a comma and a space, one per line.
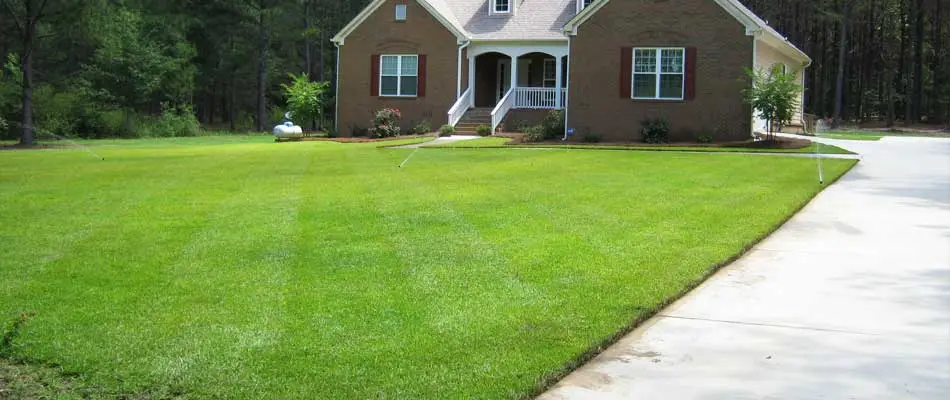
331, 0, 810, 141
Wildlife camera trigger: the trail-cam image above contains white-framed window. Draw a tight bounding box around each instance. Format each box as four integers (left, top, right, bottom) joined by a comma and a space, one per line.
380, 55, 418, 97
632, 48, 685, 100
543, 59, 557, 88
493, 0, 511, 13
395, 4, 407, 21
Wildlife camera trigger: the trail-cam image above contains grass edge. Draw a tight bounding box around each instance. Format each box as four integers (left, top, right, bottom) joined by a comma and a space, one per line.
520, 158, 861, 399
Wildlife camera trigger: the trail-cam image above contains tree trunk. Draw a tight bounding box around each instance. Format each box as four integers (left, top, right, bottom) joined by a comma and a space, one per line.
912, 0, 924, 122
930, 0, 943, 123
886, 68, 896, 127
304, 1, 312, 77
256, 1, 267, 132
18, 1, 40, 146
833, 1, 850, 128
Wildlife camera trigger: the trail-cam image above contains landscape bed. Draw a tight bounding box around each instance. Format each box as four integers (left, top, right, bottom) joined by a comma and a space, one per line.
427, 136, 856, 154
0, 136, 856, 398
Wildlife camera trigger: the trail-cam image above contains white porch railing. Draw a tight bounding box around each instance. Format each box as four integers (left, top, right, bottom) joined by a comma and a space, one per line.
447, 87, 473, 127
491, 87, 515, 132
513, 87, 567, 109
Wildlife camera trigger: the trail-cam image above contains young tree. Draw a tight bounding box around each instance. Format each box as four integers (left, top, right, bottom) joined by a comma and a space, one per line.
281, 73, 328, 130
743, 65, 803, 141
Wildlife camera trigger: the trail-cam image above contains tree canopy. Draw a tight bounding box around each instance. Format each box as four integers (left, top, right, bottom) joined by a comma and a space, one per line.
1, 0, 947, 143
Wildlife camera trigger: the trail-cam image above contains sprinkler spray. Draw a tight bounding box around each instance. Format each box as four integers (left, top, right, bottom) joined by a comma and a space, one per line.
7, 122, 105, 161
398, 146, 421, 169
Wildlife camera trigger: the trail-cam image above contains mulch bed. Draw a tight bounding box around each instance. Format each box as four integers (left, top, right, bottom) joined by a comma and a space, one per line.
503, 135, 812, 150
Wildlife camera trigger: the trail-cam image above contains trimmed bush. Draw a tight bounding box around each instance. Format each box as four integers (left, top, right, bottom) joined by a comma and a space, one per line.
640, 117, 670, 144
695, 131, 714, 144
523, 125, 545, 142
439, 124, 455, 137
414, 120, 433, 134
475, 124, 492, 136
541, 110, 565, 140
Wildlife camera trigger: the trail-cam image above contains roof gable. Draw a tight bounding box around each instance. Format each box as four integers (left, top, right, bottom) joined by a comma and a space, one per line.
563, 0, 810, 64
332, 0, 468, 45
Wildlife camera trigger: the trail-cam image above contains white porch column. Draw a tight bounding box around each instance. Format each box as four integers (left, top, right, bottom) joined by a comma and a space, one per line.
510, 55, 518, 93
555, 56, 563, 109
468, 55, 475, 105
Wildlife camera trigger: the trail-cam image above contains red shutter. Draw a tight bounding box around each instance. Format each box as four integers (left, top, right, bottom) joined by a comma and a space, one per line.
417, 54, 427, 97
620, 47, 632, 98
685, 47, 697, 101
371, 54, 380, 96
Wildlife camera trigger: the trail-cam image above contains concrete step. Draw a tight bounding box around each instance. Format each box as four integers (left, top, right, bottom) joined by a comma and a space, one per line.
456, 123, 490, 131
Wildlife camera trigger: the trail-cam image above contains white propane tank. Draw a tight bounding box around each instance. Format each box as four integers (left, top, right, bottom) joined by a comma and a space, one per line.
273, 121, 303, 139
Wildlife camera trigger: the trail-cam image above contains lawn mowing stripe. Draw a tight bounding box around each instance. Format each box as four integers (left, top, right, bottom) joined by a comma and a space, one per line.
0, 138, 859, 399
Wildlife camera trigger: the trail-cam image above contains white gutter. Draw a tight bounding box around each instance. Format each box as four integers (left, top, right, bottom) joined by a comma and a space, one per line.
334, 43, 341, 136
563, 35, 572, 141
457, 40, 471, 99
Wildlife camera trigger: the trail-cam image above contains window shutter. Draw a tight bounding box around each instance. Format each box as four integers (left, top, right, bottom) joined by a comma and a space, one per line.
685, 47, 697, 100
417, 54, 427, 97
371, 54, 380, 96
620, 47, 632, 98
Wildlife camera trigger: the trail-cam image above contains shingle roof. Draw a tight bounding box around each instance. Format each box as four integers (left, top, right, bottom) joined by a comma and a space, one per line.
444, 0, 576, 41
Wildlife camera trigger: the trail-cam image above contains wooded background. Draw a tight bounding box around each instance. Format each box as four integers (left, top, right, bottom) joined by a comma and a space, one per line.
2, 0, 948, 143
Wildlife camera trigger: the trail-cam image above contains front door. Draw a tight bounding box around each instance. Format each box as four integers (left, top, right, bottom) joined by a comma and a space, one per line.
496, 59, 511, 103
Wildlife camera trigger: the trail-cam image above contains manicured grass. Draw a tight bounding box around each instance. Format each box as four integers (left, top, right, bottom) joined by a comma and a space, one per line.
818, 132, 885, 141
430, 137, 856, 155
0, 137, 856, 398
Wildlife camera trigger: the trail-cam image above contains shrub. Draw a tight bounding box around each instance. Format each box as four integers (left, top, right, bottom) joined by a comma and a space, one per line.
76, 109, 132, 138
414, 120, 432, 134
695, 131, 714, 144
640, 117, 670, 144
582, 133, 602, 143
139, 105, 200, 137
439, 124, 455, 136
351, 126, 369, 137
370, 108, 401, 138
541, 110, 565, 140
523, 125, 545, 142
504, 118, 524, 133
476, 124, 492, 136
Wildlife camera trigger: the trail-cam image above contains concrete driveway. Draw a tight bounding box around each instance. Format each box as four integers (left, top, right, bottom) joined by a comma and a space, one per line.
540, 136, 950, 399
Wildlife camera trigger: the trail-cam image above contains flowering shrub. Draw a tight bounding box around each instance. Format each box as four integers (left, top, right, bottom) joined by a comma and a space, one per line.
370, 108, 401, 138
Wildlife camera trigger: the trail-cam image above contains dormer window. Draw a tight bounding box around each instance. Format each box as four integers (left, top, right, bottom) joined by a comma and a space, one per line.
493, 0, 511, 14
395, 4, 407, 21
577, 0, 594, 13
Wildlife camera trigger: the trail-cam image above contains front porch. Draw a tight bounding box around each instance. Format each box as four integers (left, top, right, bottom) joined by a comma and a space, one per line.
449, 43, 569, 132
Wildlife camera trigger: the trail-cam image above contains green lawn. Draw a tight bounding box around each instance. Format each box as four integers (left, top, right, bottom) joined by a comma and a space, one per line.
818, 132, 885, 141
0, 137, 855, 399
429, 137, 856, 154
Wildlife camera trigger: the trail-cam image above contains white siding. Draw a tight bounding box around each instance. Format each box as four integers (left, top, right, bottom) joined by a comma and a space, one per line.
753, 39, 806, 132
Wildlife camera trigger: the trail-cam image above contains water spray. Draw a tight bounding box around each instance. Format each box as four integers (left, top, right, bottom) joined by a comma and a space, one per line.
5, 122, 105, 161
398, 146, 421, 169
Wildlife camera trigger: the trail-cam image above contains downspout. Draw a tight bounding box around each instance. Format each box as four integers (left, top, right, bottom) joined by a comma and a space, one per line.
563, 35, 572, 141
750, 33, 759, 136
334, 42, 341, 136
457, 40, 471, 99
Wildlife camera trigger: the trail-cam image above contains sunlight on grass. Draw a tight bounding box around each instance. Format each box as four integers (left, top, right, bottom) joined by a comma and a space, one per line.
0, 138, 856, 398
819, 132, 885, 141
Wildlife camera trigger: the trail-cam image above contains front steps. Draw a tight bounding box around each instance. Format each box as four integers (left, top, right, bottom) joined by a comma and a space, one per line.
455, 108, 492, 135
